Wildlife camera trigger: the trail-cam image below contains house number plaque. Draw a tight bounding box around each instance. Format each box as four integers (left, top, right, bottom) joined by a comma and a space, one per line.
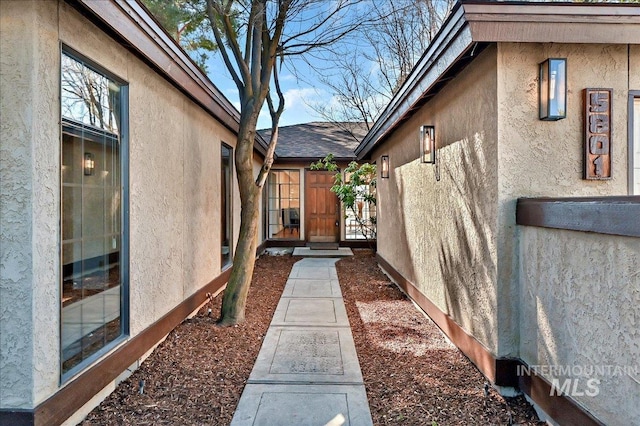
584, 88, 612, 180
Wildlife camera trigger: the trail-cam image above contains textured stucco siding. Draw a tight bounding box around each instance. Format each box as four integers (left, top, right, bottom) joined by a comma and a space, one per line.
519, 227, 640, 424
373, 46, 500, 354
1, 0, 245, 409
630, 45, 640, 90
496, 43, 635, 359
0, 0, 60, 409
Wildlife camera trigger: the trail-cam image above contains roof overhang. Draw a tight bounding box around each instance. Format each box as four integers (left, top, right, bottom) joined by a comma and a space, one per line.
66, 0, 269, 156
356, 0, 640, 160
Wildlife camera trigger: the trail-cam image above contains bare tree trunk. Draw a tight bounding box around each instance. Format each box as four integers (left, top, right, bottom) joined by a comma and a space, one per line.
218, 109, 261, 325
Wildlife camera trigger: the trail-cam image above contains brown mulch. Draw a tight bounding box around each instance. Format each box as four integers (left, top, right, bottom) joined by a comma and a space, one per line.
336, 250, 542, 425
82, 254, 299, 426
83, 250, 541, 425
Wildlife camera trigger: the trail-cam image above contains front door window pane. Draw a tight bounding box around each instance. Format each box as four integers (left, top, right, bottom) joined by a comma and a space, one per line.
267, 170, 301, 239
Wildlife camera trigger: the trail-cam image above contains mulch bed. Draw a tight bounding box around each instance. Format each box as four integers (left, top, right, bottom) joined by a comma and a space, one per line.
336, 250, 542, 425
82, 255, 299, 426
83, 250, 541, 425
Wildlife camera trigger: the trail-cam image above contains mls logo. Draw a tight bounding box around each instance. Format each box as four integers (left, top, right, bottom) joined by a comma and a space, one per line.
550, 378, 600, 397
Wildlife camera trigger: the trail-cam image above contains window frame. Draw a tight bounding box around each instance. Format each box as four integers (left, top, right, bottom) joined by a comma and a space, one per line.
629, 91, 640, 195
265, 169, 302, 241
221, 143, 233, 268
59, 45, 130, 383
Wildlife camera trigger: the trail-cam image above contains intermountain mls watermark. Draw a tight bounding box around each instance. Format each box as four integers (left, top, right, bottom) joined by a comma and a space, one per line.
517, 364, 640, 397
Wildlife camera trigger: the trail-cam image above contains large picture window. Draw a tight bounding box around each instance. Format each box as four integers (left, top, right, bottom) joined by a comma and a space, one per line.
267, 170, 300, 239
60, 49, 128, 377
221, 144, 233, 267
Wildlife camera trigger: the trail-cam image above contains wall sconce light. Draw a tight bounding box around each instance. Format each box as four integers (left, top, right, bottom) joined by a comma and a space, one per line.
381, 155, 389, 179
420, 125, 436, 164
539, 58, 567, 121
84, 152, 95, 176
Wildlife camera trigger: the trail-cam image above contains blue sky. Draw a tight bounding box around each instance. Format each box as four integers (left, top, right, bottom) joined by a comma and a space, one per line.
202, 1, 377, 131
205, 45, 339, 131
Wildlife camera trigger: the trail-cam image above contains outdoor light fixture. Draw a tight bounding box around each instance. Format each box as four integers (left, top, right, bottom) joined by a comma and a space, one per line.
381, 155, 389, 178
420, 125, 436, 164
539, 58, 567, 121
84, 152, 95, 176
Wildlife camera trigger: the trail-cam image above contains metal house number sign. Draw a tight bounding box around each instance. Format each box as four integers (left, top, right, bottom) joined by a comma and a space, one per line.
584, 88, 612, 180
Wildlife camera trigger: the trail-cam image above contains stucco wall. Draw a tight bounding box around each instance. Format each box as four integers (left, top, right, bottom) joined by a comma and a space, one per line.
372, 46, 500, 355
518, 227, 640, 424
497, 43, 639, 422
630, 45, 640, 90
496, 43, 636, 359
0, 0, 60, 409
1, 0, 247, 409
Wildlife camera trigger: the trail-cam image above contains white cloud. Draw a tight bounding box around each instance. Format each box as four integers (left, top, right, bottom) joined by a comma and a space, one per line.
256, 86, 332, 129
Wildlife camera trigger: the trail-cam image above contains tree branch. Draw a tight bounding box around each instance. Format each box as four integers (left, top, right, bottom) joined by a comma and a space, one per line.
205, 0, 244, 91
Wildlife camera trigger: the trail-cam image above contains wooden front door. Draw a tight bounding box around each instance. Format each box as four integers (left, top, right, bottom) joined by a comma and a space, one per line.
305, 170, 340, 242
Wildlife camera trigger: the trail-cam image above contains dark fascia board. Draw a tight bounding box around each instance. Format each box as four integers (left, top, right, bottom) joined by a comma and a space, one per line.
463, 1, 640, 44
356, 0, 640, 159
355, 3, 469, 159
68, 0, 269, 156
274, 156, 356, 164
516, 197, 640, 238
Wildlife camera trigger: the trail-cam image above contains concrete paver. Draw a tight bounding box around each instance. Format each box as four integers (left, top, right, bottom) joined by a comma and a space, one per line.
281, 279, 342, 298
271, 298, 349, 327
231, 256, 373, 426
247, 326, 363, 384
231, 384, 371, 426
292, 247, 353, 257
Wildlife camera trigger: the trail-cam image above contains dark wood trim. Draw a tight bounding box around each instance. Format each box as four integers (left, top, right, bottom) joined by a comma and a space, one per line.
340, 240, 377, 250
0, 410, 34, 426
265, 239, 306, 248
516, 197, 640, 237
274, 157, 356, 164
263, 239, 376, 250
256, 240, 267, 256
376, 253, 605, 425
33, 269, 231, 426
376, 253, 498, 383
518, 368, 604, 426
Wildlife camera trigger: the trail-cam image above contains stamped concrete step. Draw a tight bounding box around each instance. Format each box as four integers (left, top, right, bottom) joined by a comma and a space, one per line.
230, 384, 373, 426
247, 326, 363, 385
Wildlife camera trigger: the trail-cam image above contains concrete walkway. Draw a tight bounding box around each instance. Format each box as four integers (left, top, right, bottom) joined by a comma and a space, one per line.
231, 257, 373, 426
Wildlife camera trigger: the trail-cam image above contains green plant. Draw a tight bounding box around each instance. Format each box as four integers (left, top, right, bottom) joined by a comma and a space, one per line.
310, 154, 377, 245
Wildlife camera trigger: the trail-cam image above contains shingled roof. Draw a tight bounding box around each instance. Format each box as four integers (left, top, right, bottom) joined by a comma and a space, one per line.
258, 122, 369, 161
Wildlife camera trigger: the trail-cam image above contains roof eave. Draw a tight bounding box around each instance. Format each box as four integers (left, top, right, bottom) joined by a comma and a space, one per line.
67, 0, 269, 157
356, 0, 640, 160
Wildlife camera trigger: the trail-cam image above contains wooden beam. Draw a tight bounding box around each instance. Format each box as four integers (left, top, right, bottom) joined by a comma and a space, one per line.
516, 197, 640, 238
